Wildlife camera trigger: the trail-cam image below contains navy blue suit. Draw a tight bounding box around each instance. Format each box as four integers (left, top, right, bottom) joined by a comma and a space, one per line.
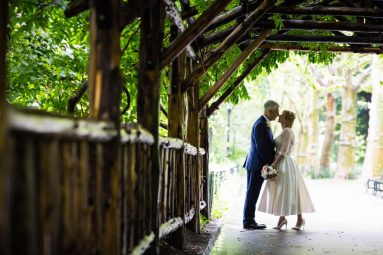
243, 115, 276, 225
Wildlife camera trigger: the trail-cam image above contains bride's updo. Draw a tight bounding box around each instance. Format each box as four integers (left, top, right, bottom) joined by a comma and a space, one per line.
283, 110, 296, 127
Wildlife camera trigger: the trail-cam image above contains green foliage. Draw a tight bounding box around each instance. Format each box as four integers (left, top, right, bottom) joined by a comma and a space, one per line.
8, 1, 89, 114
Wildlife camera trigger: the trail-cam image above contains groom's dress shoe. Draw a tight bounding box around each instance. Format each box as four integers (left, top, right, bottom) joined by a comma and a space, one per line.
243, 223, 266, 230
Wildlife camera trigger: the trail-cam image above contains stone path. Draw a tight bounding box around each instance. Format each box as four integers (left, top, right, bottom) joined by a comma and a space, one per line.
210, 174, 383, 255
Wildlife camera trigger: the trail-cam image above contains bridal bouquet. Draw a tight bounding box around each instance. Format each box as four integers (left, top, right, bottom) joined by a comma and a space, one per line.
261, 165, 278, 181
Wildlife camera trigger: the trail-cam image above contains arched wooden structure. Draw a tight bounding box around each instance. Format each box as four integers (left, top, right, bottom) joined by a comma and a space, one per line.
1, 0, 383, 254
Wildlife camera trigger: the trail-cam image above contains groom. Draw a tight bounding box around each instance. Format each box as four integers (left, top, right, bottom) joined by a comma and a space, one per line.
243, 100, 279, 229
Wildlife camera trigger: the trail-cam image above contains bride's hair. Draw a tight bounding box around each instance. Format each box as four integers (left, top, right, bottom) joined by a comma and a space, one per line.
283, 110, 296, 126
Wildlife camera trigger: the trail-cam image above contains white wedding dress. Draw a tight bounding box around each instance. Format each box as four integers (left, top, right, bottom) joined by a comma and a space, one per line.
258, 128, 315, 216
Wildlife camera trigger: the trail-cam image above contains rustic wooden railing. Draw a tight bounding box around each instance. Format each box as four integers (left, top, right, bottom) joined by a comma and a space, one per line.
5, 108, 205, 254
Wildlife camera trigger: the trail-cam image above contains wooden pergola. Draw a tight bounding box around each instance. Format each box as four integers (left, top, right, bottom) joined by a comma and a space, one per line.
1, 0, 383, 254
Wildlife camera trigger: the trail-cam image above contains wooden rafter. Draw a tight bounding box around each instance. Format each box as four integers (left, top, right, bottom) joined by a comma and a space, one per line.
269, 6, 383, 18
259, 43, 383, 54
202, 19, 383, 47
263, 34, 383, 45
182, 0, 276, 92
207, 50, 270, 117
160, 0, 233, 69
199, 30, 272, 110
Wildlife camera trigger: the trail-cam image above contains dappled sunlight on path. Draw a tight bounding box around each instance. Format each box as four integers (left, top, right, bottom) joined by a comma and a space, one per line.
211, 173, 383, 254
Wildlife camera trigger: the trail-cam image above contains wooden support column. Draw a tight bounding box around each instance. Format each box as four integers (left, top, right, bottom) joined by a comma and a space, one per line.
207, 50, 270, 117
199, 29, 271, 110
88, 1, 122, 254
182, 0, 276, 92
167, 26, 186, 249
199, 108, 210, 219
137, 1, 165, 254
186, 61, 201, 233
160, 0, 233, 69
0, 0, 8, 253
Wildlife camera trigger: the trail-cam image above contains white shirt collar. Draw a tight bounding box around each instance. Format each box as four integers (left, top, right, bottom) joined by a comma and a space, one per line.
263, 114, 270, 123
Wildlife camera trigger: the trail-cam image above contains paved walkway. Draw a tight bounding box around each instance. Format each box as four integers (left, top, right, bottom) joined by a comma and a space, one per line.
210, 173, 383, 255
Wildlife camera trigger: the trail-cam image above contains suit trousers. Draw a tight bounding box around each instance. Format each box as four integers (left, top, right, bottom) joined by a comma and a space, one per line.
243, 169, 264, 224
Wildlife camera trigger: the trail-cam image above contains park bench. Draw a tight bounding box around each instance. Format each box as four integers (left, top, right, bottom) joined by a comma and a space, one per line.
367, 174, 383, 195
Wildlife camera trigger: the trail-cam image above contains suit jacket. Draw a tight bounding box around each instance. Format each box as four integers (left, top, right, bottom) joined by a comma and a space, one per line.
244, 115, 276, 172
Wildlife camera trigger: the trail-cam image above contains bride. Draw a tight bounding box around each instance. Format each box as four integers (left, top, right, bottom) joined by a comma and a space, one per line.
258, 110, 315, 230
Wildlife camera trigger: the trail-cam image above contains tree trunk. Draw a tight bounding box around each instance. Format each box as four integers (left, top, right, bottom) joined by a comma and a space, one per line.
363, 55, 383, 178
137, 1, 165, 254
337, 84, 357, 179
308, 89, 320, 175
319, 92, 335, 172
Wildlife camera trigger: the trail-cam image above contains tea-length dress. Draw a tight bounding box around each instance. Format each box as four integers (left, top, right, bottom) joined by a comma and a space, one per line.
258, 128, 315, 216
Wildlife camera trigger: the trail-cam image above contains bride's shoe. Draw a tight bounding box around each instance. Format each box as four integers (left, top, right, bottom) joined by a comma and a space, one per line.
292, 219, 305, 230
273, 219, 288, 230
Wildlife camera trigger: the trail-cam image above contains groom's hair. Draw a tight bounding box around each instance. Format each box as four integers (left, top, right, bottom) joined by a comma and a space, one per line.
264, 100, 279, 112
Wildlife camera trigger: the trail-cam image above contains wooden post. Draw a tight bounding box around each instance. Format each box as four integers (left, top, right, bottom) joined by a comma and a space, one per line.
185, 61, 200, 233
0, 0, 8, 253
137, 1, 165, 254
199, 30, 271, 110
88, 1, 122, 254
168, 26, 186, 249
199, 108, 210, 219
182, 0, 276, 92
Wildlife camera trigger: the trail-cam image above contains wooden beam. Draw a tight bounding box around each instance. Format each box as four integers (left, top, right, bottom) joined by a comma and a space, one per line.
207, 50, 270, 117
160, 0, 233, 69
182, 0, 276, 92
259, 43, 383, 54
199, 30, 271, 110
206, 1, 260, 32
253, 19, 383, 33
264, 34, 383, 45
269, 6, 383, 18
137, 1, 165, 253
201, 20, 383, 48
